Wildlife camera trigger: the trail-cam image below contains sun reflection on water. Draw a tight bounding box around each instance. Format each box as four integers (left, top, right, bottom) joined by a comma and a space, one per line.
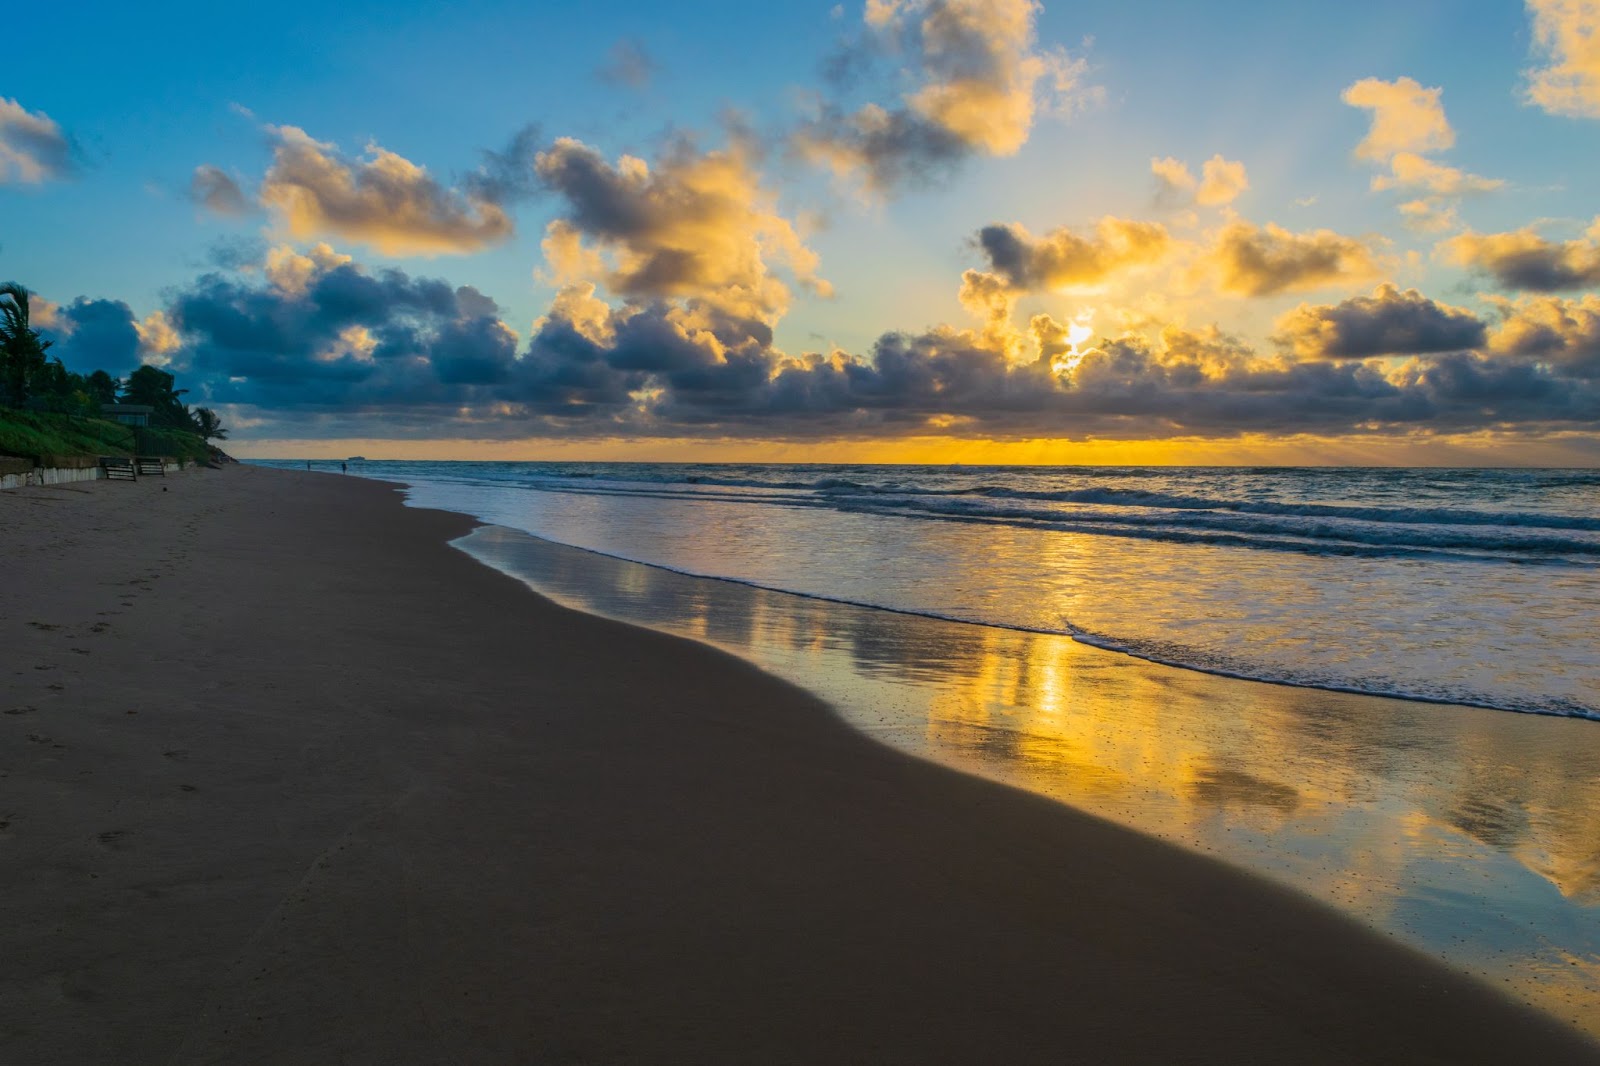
459, 524, 1600, 1036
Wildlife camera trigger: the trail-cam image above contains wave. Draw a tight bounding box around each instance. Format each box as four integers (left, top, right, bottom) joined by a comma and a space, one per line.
481, 476, 1600, 565
489, 467, 1600, 535
457, 522, 1600, 723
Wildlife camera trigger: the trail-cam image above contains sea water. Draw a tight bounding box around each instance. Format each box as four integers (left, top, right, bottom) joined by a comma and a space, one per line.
255, 459, 1600, 1030
285, 462, 1600, 720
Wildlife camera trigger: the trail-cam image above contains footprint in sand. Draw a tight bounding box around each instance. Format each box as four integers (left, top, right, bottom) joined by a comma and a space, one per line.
89, 622, 110, 633
26, 622, 60, 631
97, 830, 128, 848
162, 749, 189, 760
25, 734, 52, 744
5, 706, 35, 716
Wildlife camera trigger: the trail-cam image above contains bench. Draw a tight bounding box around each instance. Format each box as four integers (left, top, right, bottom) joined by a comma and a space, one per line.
101, 457, 137, 481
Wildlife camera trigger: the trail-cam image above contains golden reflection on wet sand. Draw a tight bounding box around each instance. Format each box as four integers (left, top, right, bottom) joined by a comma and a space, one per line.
460, 525, 1600, 1035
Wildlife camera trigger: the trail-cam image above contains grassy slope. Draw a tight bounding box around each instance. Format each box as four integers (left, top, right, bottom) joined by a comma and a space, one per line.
0, 410, 211, 464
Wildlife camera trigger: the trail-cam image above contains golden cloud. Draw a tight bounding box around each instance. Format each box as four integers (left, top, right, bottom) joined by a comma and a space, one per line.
1342, 76, 1454, 161
1151, 154, 1249, 207
798, 0, 1096, 191
1397, 198, 1461, 234
1488, 293, 1600, 376
265, 243, 355, 296
1206, 221, 1383, 297
258, 126, 513, 257
967, 217, 1173, 293
534, 137, 829, 324
1197, 155, 1249, 206
134, 310, 183, 363
1372, 152, 1503, 196
1442, 218, 1600, 290
1525, 0, 1600, 118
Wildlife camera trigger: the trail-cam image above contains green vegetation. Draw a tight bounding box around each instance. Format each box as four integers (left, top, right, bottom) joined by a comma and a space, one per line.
0, 410, 213, 465
0, 283, 225, 464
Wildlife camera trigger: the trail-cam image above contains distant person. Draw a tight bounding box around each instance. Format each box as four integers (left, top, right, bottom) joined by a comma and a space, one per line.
341, 461, 347, 474
305, 460, 311, 470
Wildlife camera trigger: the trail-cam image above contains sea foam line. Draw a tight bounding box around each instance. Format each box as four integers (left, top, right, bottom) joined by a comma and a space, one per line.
431, 503, 1600, 725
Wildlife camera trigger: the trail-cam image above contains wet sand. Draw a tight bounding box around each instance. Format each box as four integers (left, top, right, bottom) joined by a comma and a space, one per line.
2, 464, 1596, 1064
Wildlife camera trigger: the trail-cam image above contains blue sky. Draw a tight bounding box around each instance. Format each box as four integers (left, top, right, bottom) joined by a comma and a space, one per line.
6, 0, 1600, 461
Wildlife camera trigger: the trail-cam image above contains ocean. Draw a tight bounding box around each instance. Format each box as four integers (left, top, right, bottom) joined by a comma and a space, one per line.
256, 459, 1600, 1028
286, 461, 1600, 720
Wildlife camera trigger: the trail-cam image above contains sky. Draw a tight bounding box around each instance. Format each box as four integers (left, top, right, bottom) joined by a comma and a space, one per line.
6, 0, 1600, 463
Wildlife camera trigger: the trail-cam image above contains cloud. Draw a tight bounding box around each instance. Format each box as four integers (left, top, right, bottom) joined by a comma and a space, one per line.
795, 0, 1096, 191
0, 97, 76, 184
1198, 156, 1249, 206
1342, 76, 1454, 161
1372, 152, 1503, 196
190, 165, 252, 216
1275, 284, 1486, 358
1442, 218, 1600, 290
1488, 293, 1600, 377
965, 218, 1172, 293
127, 241, 1600, 442
1525, 0, 1600, 117
39, 299, 141, 374
265, 242, 355, 295
1204, 220, 1383, 297
533, 136, 828, 323
598, 39, 657, 89
1150, 156, 1195, 200
1150, 155, 1249, 207
1397, 198, 1460, 234
166, 248, 520, 412
255, 125, 514, 256
34, 297, 180, 375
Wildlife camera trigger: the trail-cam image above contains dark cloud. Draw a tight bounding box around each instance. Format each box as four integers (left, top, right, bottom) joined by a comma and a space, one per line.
597, 39, 656, 89
1276, 285, 1487, 358
189, 165, 252, 216
462, 124, 542, 205
167, 257, 516, 411
1444, 223, 1600, 291
1489, 295, 1600, 378
1207, 221, 1382, 297
40, 298, 141, 375
124, 248, 1600, 442
794, 105, 970, 191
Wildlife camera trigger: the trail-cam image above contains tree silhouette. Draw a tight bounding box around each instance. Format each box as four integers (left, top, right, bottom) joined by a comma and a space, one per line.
0, 283, 53, 406
192, 407, 228, 441
122, 365, 192, 428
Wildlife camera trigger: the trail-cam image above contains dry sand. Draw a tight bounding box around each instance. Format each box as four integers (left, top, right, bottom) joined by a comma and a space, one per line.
2, 464, 1596, 1064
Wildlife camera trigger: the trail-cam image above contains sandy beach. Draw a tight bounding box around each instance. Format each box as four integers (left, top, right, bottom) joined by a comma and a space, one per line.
3, 465, 1596, 1065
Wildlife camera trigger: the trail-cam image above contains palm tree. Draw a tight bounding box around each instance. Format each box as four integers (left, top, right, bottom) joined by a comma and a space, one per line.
192, 407, 228, 441
0, 282, 52, 407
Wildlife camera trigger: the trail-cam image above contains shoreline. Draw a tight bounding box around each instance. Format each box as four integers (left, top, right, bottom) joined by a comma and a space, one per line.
4, 465, 1597, 1063
445, 517, 1600, 723
454, 520, 1600, 1034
